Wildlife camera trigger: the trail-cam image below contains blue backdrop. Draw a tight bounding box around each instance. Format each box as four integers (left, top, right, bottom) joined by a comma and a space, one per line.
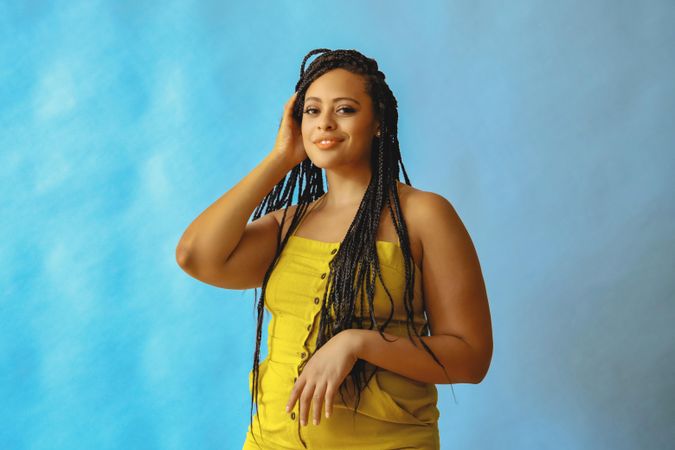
1, 1, 673, 449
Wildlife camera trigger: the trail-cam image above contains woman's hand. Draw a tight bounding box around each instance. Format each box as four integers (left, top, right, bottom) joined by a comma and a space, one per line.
271, 91, 308, 168
285, 330, 360, 426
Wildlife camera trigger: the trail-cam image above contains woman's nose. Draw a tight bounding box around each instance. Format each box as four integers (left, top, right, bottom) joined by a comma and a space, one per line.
318, 112, 336, 130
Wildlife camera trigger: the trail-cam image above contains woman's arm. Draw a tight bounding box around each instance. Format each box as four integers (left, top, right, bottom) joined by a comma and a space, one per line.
350, 330, 480, 384
176, 151, 290, 272
352, 191, 493, 384
176, 92, 306, 287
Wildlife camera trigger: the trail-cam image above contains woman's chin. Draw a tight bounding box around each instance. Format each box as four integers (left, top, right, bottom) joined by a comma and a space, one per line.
306, 153, 341, 169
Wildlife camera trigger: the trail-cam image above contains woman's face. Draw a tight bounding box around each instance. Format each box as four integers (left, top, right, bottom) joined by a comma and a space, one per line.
301, 68, 380, 170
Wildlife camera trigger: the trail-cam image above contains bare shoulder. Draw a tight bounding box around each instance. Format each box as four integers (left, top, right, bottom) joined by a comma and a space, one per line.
403, 186, 458, 221
398, 184, 469, 254
268, 200, 319, 240
269, 204, 296, 230
269, 202, 311, 224
395, 181, 455, 225
269, 205, 286, 226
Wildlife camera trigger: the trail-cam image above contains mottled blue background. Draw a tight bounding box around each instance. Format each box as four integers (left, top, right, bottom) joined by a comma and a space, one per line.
1, 1, 673, 449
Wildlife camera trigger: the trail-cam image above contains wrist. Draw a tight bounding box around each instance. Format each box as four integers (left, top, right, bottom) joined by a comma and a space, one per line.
264, 150, 296, 175
344, 329, 364, 360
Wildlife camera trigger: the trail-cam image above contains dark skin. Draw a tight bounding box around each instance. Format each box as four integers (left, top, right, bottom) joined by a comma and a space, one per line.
273, 69, 492, 427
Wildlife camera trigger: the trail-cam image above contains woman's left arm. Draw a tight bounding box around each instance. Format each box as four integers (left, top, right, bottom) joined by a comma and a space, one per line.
350, 191, 493, 384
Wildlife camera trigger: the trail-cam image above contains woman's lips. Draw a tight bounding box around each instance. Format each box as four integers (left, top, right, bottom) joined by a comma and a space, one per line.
315, 139, 343, 149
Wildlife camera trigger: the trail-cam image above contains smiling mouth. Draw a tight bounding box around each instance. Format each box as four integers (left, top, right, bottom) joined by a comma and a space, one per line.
315, 139, 343, 149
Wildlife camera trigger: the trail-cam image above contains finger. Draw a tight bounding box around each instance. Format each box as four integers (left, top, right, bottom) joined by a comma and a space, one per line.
324, 383, 334, 419
299, 382, 316, 426
285, 92, 297, 110
286, 377, 306, 413
281, 93, 299, 126
312, 382, 327, 425
280, 99, 293, 127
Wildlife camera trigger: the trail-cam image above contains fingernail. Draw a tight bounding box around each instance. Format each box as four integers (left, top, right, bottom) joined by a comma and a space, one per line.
285, 405, 289, 412
325, 411, 330, 419
313, 419, 318, 425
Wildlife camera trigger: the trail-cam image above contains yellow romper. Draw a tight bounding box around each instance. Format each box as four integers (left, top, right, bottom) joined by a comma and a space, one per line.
242, 210, 441, 450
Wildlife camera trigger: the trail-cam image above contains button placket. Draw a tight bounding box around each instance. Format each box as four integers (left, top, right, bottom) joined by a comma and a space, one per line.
294, 244, 337, 447
298, 246, 336, 379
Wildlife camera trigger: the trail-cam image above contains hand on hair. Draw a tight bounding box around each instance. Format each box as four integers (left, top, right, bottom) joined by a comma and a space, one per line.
272, 91, 307, 168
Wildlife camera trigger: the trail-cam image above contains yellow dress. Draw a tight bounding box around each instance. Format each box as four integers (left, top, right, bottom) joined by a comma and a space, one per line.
242, 212, 441, 450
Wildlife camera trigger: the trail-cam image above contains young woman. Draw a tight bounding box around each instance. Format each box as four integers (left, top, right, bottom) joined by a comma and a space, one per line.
176, 48, 493, 450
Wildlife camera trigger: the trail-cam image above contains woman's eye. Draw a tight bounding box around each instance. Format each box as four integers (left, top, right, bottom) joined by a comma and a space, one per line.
303, 106, 355, 114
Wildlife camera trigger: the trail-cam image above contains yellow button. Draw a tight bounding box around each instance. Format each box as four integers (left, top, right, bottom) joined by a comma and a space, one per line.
291, 412, 296, 420
300, 352, 306, 358
314, 297, 320, 304
331, 248, 337, 254
321, 273, 326, 279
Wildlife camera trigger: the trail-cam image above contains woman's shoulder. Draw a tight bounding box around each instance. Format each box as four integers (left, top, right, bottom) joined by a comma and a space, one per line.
396, 181, 454, 220
267, 182, 456, 235
396, 181, 462, 247
268, 198, 319, 226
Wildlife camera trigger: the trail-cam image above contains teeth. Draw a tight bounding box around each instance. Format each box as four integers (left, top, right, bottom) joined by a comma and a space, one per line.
320, 140, 337, 144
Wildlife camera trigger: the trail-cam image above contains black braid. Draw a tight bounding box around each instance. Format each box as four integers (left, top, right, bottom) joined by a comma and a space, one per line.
246, 48, 455, 446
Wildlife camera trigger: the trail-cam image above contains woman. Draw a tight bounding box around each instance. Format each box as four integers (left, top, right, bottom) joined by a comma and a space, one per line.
176, 48, 493, 450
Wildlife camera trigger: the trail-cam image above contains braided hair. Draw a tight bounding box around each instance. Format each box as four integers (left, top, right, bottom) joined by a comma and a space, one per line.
246, 48, 454, 445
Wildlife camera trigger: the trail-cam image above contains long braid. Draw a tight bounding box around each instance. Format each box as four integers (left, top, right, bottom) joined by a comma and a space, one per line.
246, 49, 455, 446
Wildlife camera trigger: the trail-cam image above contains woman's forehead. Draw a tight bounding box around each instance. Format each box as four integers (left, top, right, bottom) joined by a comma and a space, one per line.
306, 69, 367, 96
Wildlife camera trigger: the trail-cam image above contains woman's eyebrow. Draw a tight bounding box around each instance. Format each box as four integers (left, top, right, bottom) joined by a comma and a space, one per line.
305, 96, 361, 105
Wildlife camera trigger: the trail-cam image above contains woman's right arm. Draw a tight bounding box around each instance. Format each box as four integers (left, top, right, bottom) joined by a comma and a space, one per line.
176, 92, 306, 290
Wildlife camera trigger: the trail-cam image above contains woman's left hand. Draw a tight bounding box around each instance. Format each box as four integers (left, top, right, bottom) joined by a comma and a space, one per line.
285, 329, 360, 426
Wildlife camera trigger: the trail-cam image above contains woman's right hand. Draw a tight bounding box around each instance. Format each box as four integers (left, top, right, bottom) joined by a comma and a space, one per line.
271, 91, 308, 168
